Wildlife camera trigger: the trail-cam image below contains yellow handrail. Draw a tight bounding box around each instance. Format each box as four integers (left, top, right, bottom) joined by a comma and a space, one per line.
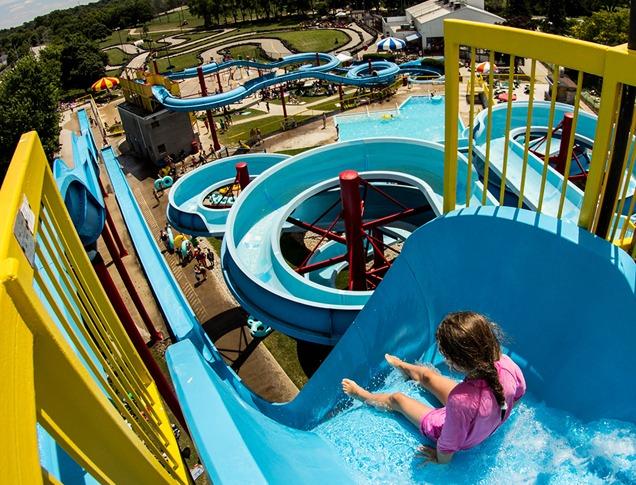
443, 19, 636, 256
0, 132, 187, 483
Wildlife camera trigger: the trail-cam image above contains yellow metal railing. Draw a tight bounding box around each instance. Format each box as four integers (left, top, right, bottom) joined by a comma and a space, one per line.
443, 20, 636, 257
0, 133, 188, 483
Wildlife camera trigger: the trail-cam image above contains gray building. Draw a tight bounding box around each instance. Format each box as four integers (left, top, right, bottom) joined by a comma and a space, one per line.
118, 102, 197, 165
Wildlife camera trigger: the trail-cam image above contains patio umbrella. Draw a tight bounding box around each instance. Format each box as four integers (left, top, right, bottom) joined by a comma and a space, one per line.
91, 76, 120, 91
475, 61, 497, 74
376, 37, 406, 51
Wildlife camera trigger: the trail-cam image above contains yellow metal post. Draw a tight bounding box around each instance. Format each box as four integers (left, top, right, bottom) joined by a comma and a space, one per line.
443, 30, 460, 213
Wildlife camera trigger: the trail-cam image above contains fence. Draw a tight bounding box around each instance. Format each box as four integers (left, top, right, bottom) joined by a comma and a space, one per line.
0, 133, 188, 483
443, 20, 636, 256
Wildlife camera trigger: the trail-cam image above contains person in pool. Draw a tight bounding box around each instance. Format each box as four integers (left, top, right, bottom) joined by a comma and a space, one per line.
342, 311, 526, 464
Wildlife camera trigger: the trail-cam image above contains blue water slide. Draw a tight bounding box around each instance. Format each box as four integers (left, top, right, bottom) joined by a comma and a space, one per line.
166, 153, 289, 236
167, 207, 636, 483
100, 141, 636, 481
167, 52, 341, 80
152, 52, 400, 111
222, 138, 496, 345
53, 109, 105, 246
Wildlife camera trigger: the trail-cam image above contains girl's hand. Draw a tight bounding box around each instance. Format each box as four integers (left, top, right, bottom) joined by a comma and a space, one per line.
416, 445, 438, 464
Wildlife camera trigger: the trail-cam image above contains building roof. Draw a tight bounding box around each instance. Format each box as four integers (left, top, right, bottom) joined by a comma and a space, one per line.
406, 0, 504, 26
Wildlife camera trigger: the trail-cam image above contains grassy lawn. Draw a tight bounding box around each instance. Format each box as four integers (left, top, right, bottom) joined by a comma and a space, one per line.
269, 94, 323, 105
105, 47, 130, 66
106, 67, 123, 77
276, 29, 350, 52
157, 52, 201, 72
308, 97, 342, 111
263, 332, 308, 388
227, 107, 267, 120
218, 115, 311, 144
228, 44, 271, 62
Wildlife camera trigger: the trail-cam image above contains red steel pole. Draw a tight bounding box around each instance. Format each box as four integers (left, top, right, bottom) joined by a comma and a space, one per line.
92, 253, 188, 431
555, 112, 574, 175
372, 228, 384, 269
279, 84, 288, 119
104, 205, 128, 257
339, 170, 367, 291
235, 162, 250, 189
102, 223, 164, 343
216, 71, 223, 93
198, 66, 221, 152
315, 52, 320, 67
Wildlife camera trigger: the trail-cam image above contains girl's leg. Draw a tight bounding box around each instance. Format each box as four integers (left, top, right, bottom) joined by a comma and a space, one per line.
342, 379, 433, 428
385, 354, 457, 406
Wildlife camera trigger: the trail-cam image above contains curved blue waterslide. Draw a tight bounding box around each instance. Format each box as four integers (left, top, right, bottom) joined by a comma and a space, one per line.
177, 208, 635, 483
152, 52, 401, 111
165, 138, 494, 344
53, 108, 105, 246
468, 100, 635, 222
167, 153, 289, 236
101, 143, 636, 482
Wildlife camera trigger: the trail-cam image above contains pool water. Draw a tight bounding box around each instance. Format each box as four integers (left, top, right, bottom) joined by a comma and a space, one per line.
314, 361, 636, 484
335, 96, 459, 143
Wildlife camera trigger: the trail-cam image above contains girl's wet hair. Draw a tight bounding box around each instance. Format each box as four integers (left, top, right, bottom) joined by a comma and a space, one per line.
436, 312, 507, 418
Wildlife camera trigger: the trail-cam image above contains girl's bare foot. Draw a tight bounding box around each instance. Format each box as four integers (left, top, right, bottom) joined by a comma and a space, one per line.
385, 353, 409, 378
342, 378, 371, 401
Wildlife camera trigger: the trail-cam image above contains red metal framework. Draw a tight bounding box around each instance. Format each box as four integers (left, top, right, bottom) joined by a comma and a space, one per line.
288, 170, 429, 291
528, 113, 589, 184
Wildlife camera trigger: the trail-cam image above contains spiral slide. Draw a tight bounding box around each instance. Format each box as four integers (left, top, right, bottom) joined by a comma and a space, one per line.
469, 101, 611, 221
220, 138, 496, 345
167, 153, 289, 236
152, 52, 401, 111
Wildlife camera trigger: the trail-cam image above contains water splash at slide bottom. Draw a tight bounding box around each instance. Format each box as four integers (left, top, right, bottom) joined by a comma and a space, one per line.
314, 361, 636, 484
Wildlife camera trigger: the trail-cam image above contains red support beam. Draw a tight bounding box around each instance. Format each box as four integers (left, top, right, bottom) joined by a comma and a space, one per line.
555, 112, 574, 175
286, 216, 347, 244
296, 254, 348, 275
102, 224, 164, 344
367, 58, 372, 74
198, 65, 221, 152
104, 205, 128, 257
362, 205, 429, 230
279, 84, 288, 119
372, 228, 384, 268
216, 71, 223, 93
235, 162, 250, 189
315, 52, 320, 67
340, 170, 367, 291
92, 253, 188, 431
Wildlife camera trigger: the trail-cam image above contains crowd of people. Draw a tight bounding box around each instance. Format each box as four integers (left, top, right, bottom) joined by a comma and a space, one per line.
159, 224, 215, 285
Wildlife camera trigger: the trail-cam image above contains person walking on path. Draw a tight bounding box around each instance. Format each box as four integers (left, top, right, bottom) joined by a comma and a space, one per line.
205, 248, 215, 269
322, 112, 327, 129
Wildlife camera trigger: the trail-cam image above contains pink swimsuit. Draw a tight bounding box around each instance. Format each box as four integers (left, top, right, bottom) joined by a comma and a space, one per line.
419, 354, 526, 454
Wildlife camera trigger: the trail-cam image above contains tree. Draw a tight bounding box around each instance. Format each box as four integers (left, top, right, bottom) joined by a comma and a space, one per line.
544, 0, 567, 34
503, 0, 534, 30
0, 52, 61, 183
569, 8, 630, 46
58, 34, 108, 90
187, 0, 219, 28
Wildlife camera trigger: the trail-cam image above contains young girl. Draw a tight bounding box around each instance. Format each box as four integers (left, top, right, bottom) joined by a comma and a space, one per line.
342, 312, 526, 464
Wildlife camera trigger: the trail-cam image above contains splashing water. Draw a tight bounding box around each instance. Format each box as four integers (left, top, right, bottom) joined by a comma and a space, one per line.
313, 363, 636, 484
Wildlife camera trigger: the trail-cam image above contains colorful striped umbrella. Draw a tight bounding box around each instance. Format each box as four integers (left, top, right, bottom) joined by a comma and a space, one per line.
476, 61, 497, 74
376, 37, 406, 51
91, 76, 120, 91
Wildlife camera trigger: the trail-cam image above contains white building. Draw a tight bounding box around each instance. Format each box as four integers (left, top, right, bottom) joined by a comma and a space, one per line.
382, 0, 504, 52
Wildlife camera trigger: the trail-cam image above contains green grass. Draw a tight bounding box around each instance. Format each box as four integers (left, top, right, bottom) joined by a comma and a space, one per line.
227, 44, 270, 62
105, 47, 130, 66
218, 115, 311, 144
206, 237, 222, 255
228, 107, 267, 120
275, 29, 350, 52
307, 98, 342, 112
106, 67, 123, 77
269, 94, 321, 105
275, 146, 320, 156
156, 52, 201, 72
262, 332, 308, 388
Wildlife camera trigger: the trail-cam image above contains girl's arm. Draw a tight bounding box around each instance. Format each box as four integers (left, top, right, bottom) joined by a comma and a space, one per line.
417, 445, 454, 465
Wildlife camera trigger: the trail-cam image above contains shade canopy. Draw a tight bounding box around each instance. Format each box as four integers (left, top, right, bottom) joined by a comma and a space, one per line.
376, 37, 406, 51
91, 77, 120, 91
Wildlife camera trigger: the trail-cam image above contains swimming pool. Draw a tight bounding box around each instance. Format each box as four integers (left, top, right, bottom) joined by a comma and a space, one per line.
314, 357, 636, 484
335, 96, 461, 143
